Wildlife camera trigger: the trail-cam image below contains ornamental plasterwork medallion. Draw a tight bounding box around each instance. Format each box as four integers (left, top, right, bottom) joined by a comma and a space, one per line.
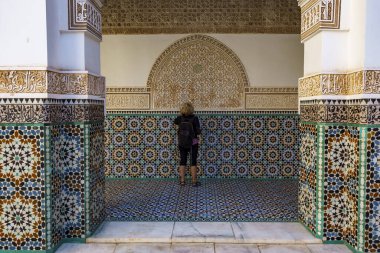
147, 35, 249, 110
69, 0, 102, 40
299, 0, 341, 41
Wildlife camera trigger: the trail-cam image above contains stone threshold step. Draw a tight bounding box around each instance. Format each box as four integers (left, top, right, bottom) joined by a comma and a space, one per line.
87, 222, 322, 244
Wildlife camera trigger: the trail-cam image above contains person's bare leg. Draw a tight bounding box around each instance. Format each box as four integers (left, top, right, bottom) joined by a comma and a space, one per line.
179, 165, 186, 185
190, 166, 197, 184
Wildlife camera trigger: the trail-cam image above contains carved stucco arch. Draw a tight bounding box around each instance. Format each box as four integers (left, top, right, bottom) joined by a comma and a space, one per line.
147, 35, 249, 110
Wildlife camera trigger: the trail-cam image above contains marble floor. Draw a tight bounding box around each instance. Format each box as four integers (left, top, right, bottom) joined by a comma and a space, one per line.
56, 222, 351, 253
56, 243, 352, 253
105, 179, 298, 222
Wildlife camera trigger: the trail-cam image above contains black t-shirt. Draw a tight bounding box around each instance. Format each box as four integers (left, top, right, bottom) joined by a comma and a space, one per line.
174, 115, 201, 138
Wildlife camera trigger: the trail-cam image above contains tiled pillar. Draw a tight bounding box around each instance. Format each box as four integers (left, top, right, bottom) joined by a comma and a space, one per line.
0, 0, 105, 252
298, 0, 380, 252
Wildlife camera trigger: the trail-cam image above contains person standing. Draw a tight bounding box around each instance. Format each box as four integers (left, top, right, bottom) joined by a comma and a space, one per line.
174, 102, 201, 187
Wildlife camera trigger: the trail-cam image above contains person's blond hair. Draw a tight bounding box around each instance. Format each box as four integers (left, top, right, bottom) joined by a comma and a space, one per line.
180, 102, 194, 116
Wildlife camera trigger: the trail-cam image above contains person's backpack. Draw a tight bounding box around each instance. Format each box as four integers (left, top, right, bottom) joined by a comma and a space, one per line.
177, 117, 195, 149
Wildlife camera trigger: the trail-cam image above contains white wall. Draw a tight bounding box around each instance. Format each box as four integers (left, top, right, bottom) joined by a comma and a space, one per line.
101, 34, 304, 87
0, 0, 48, 68
46, 0, 101, 74
347, 0, 366, 71
364, 0, 380, 69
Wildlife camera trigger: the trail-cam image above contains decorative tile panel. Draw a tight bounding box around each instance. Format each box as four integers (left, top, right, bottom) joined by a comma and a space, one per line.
87, 122, 106, 235
50, 124, 85, 248
0, 126, 46, 251
299, 71, 380, 97
147, 35, 249, 110
299, 124, 318, 234
0, 70, 105, 97
299, 0, 341, 41
324, 126, 359, 247
102, 0, 300, 34
105, 113, 300, 179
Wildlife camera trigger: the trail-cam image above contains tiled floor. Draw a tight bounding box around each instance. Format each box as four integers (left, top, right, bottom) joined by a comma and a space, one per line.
105, 179, 298, 222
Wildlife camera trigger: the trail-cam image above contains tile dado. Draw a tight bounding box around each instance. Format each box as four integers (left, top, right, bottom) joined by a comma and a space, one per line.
298, 71, 380, 97
299, 0, 341, 41
105, 113, 300, 179
105, 87, 298, 111
0, 70, 105, 97
0, 98, 104, 123
0, 122, 105, 252
299, 123, 380, 252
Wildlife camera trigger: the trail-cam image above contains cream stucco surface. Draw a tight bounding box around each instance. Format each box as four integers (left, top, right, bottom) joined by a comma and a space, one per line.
100, 34, 304, 88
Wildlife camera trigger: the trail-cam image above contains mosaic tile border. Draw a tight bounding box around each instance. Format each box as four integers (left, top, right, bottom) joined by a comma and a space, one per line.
299, 71, 380, 97
0, 70, 105, 97
0, 98, 104, 123
299, 0, 341, 41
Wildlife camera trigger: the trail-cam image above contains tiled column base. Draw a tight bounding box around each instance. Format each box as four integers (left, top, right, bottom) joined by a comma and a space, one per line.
0, 99, 105, 252
299, 122, 380, 253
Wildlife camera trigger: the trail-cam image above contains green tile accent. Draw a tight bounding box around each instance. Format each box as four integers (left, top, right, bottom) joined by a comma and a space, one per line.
315, 124, 325, 239
357, 127, 367, 252
84, 123, 91, 236
45, 125, 52, 250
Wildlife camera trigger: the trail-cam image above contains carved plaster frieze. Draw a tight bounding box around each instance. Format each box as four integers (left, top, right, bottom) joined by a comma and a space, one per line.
299, 70, 380, 97
0, 70, 105, 97
245, 93, 298, 111
105, 87, 299, 111
299, 0, 341, 41
0, 98, 104, 123
300, 99, 380, 124
245, 87, 298, 93
106, 93, 150, 110
69, 0, 102, 40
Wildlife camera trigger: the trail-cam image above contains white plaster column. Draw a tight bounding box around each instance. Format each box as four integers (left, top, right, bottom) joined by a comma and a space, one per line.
0, 0, 105, 252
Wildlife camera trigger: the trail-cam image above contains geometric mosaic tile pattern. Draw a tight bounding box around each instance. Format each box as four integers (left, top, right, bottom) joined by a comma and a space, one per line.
324, 126, 359, 246
87, 122, 106, 235
0, 125, 46, 251
298, 124, 317, 234
51, 124, 85, 247
299, 122, 380, 253
105, 113, 300, 179
105, 179, 298, 222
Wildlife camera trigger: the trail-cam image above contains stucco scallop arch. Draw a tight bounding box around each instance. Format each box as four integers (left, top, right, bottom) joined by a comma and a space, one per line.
147, 35, 250, 110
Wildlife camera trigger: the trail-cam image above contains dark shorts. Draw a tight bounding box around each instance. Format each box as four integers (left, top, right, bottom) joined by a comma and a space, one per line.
179, 144, 199, 166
